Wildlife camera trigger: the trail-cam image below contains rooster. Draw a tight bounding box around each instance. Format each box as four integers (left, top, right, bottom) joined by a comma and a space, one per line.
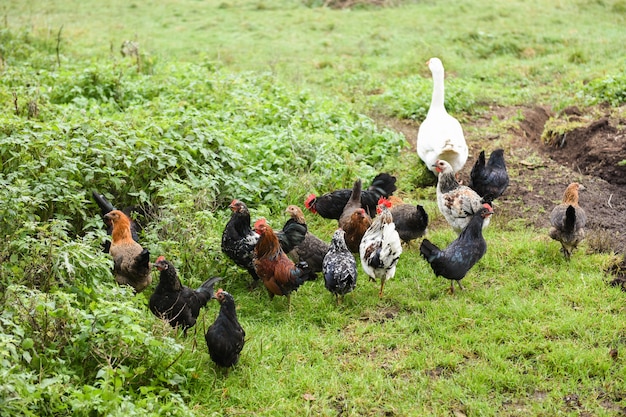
420, 203, 493, 293
338, 179, 373, 253
104, 209, 152, 292
468, 149, 509, 204
390, 203, 429, 246
253, 218, 313, 303
359, 199, 402, 298
549, 183, 587, 260
304, 173, 397, 220
221, 199, 260, 283
205, 289, 246, 368
323, 229, 357, 304
150, 256, 221, 332
277, 205, 308, 254
435, 159, 490, 234
92, 190, 140, 253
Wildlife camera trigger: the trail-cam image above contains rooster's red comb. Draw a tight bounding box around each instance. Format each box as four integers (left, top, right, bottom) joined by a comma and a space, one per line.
156, 255, 166, 263
377, 197, 392, 208
304, 194, 316, 209
253, 217, 267, 229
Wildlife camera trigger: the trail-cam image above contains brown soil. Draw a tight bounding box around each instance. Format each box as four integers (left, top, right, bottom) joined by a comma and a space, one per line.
378, 106, 626, 256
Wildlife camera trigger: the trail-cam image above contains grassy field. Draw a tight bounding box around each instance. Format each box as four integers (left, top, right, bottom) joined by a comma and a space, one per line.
2, 1, 626, 416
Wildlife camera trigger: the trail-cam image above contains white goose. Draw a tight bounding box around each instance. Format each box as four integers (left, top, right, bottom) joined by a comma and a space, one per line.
417, 57, 468, 174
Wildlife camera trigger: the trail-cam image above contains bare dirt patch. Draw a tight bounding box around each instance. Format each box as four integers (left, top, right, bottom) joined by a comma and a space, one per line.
377, 105, 626, 255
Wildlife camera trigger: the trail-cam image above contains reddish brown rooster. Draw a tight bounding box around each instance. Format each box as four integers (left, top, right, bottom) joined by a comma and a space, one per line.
253, 218, 313, 303
104, 209, 152, 292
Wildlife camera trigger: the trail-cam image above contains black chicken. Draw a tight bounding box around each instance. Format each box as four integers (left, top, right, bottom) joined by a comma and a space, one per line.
221, 199, 260, 282
420, 204, 493, 293
276, 205, 308, 254
150, 256, 222, 332
289, 231, 330, 281
390, 203, 429, 246
304, 173, 397, 220
205, 289, 246, 368
323, 229, 357, 304
92, 190, 140, 252
468, 149, 509, 204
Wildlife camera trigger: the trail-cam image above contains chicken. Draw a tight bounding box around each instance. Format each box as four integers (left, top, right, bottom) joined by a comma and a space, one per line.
323, 229, 357, 304
549, 182, 587, 260
417, 57, 468, 174
468, 149, 510, 204
359, 199, 403, 298
420, 203, 493, 293
277, 205, 328, 281
253, 218, 313, 302
288, 230, 330, 282
338, 179, 373, 253
435, 159, 490, 234
150, 256, 221, 332
304, 173, 397, 220
205, 289, 246, 368
92, 190, 139, 253
390, 203, 429, 246
276, 205, 308, 254
221, 199, 260, 283
104, 209, 152, 292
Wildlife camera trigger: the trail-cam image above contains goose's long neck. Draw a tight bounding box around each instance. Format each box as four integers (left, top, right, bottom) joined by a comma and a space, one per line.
429, 69, 445, 112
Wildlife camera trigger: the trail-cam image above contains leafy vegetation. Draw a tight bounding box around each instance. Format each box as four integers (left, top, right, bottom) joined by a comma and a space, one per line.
2, 0, 626, 416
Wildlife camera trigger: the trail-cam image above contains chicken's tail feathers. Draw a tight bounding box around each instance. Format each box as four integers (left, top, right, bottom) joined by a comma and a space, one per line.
419, 239, 440, 262
416, 204, 429, 225
469, 150, 486, 186
369, 173, 397, 197
92, 190, 116, 216
131, 248, 151, 276
564, 205, 577, 234
349, 179, 363, 204
295, 261, 314, 285
196, 276, 223, 299
477, 150, 486, 165
488, 148, 506, 168
139, 248, 150, 265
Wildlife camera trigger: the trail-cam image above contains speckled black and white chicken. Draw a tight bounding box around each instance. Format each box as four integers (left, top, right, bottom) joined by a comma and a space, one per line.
323, 229, 357, 304
359, 199, 402, 298
435, 159, 490, 234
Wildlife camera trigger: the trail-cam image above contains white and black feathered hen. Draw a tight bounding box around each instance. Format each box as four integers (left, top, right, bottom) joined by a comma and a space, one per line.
359, 199, 402, 298
420, 204, 493, 294
323, 229, 357, 304
468, 149, 509, 204
435, 159, 490, 234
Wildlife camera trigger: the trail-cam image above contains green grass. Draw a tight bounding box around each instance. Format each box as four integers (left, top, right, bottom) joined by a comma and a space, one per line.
2, 0, 626, 416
